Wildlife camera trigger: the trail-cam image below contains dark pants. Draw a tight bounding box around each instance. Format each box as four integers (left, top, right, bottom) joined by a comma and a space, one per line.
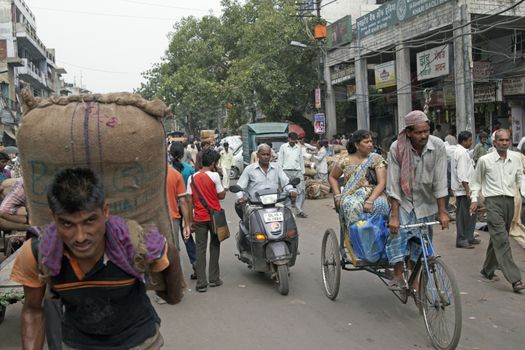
482, 196, 522, 284
179, 218, 196, 266
44, 298, 63, 350
455, 195, 476, 244
194, 221, 220, 288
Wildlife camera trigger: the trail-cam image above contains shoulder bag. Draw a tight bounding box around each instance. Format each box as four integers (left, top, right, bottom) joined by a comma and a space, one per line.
190, 174, 230, 242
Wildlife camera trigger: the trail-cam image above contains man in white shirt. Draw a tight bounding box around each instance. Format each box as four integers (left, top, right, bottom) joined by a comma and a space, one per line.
444, 127, 458, 145
278, 132, 307, 218
517, 135, 525, 153
451, 131, 478, 249
470, 129, 525, 292
312, 140, 328, 182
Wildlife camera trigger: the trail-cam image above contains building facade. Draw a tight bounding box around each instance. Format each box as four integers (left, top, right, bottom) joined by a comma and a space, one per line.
324, 0, 525, 144
0, 0, 67, 144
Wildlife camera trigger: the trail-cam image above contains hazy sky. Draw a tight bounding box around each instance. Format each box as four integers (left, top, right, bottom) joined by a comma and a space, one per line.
26, 0, 223, 93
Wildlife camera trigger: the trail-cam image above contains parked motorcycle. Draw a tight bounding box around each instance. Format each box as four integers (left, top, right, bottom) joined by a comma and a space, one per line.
229, 178, 300, 295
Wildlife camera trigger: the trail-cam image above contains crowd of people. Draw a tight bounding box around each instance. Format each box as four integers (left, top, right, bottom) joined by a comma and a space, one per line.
330, 111, 524, 293
3, 109, 525, 349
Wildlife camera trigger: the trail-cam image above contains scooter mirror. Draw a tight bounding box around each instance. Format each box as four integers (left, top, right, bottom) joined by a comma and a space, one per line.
229, 185, 243, 193
290, 177, 301, 186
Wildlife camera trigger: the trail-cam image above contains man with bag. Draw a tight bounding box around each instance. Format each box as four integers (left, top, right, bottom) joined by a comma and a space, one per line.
186, 149, 226, 293
386, 111, 449, 289
10, 168, 184, 349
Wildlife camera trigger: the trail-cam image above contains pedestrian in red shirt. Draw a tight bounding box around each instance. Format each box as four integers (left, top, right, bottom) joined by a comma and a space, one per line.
187, 149, 226, 292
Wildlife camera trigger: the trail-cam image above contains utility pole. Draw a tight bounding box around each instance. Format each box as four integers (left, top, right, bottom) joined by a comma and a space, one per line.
454, 1, 475, 139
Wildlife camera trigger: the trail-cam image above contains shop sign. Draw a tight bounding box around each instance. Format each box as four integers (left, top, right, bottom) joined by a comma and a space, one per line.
298, 0, 315, 16
331, 64, 355, 85
315, 88, 321, 109
473, 61, 491, 82
314, 113, 326, 134
356, 0, 451, 38
327, 16, 352, 49
416, 45, 450, 81
0, 40, 6, 60
474, 84, 497, 104
374, 61, 396, 88
503, 77, 525, 96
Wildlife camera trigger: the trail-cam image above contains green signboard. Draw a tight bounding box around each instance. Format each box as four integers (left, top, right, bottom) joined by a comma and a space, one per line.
356, 0, 451, 38
327, 15, 352, 49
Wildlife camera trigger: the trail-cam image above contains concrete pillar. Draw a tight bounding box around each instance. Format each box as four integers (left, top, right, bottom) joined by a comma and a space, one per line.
324, 55, 337, 138
454, 3, 475, 137
355, 51, 369, 130
396, 43, 412, 132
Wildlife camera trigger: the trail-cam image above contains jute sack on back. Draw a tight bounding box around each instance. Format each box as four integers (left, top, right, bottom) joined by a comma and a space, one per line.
17, 89, 174, 291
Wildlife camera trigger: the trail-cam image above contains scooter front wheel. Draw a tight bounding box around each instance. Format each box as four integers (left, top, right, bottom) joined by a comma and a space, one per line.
277, 264, 289, 295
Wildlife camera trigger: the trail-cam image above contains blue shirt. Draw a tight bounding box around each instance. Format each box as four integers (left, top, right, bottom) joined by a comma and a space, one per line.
179, 162, 195, 186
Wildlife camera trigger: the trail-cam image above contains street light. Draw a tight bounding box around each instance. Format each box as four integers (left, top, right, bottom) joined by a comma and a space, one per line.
290, 40, 327, 136
290, 40, 309, 49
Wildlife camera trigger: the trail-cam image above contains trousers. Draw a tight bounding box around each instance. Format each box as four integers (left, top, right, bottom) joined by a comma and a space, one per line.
221, 167, 231, 189
455, 195, 476, 244
172, 218, 196, 266
482, 196, 522, 284
194, 221, 221, 288
283, 169, 305, 213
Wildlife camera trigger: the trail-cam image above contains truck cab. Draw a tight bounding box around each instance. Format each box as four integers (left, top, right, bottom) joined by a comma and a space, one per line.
241, 123, 289, 165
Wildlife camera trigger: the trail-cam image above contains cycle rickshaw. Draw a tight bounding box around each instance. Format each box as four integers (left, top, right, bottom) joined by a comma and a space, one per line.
321, 213, 462, 350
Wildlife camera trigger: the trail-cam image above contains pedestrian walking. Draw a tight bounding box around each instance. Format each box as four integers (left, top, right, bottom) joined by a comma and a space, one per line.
470, 129, 525, 292
219, 142, 234, 189
187, 149, 226, 292
473, 131, 490, 164
386, 110, 449, 288
313, 139, 329, 182
445, 127, 458, 145
451, 131, 479, 249
278, 132, 307, 218
195, 141, 210, 170
169, 142, 198, 279
166, 163, 192, 250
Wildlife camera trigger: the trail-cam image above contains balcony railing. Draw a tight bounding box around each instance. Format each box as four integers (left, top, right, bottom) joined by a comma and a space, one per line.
17, 58, 48, 87
15, 22, 48, 58
2, 98, 21, 113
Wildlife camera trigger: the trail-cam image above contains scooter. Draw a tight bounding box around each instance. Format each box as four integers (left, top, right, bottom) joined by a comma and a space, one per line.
229, 178, 300, 295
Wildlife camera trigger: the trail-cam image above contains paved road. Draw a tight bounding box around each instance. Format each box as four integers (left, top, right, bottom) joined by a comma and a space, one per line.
1, 193, 525, 349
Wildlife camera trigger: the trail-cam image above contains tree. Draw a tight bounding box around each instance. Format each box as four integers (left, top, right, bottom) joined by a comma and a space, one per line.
137, 0, 319, 134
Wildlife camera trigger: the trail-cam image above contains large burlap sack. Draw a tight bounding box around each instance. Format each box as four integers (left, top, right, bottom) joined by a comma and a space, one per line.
200, 130, 215, 139
304, 167, 317, 178
17, 90, 173, 290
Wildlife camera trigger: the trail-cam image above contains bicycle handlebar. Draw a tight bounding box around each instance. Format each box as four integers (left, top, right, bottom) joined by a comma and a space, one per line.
399, 221, 441, 229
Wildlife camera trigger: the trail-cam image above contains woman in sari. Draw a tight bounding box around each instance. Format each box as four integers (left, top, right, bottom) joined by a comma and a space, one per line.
328, 130, 389, 250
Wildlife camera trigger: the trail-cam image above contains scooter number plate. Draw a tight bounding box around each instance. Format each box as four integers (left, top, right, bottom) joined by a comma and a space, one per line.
263, 212, 283, 223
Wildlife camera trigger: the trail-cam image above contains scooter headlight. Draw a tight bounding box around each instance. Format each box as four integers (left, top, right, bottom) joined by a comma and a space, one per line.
259, 194, 278, 205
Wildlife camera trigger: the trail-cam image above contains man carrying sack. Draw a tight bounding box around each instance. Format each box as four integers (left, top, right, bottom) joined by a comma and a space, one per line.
11, 168, 184, 349
186, 149, 227, 293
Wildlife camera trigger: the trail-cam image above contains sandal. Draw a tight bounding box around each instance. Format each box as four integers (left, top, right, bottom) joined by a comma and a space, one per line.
480, 270, 500, 282
388, 278, 407, 291
512, 280, 525, 293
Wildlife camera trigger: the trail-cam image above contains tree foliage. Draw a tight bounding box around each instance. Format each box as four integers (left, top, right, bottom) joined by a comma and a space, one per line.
137, 0, 318, 135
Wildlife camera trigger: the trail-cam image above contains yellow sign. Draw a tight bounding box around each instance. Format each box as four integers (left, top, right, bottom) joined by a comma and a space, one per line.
374, 61, 396, 88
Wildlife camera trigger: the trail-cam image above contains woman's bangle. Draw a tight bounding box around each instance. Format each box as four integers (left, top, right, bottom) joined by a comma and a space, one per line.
334, 194, 341, 198
365, 200, 373, 204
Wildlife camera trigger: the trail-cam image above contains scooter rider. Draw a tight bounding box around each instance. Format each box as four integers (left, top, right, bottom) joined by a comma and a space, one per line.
235, 144, 297, 220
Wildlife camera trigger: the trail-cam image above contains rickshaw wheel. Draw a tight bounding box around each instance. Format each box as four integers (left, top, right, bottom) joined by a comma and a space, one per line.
321, 228, 341, 300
